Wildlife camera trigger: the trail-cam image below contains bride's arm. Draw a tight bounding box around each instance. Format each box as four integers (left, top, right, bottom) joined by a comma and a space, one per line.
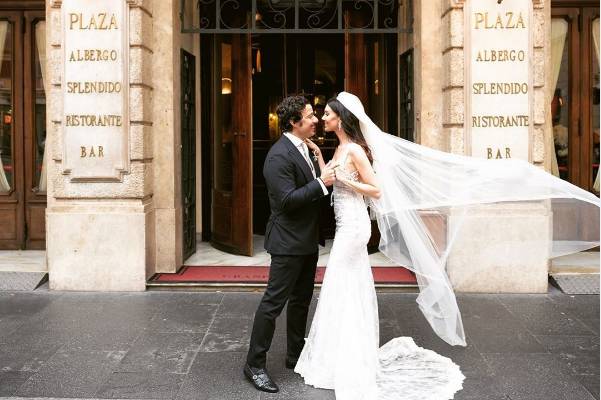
304, 138, 326, 171
336, 144, 381, 199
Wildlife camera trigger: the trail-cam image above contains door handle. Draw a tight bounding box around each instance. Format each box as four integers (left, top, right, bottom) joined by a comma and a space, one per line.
233, 131, 247, 137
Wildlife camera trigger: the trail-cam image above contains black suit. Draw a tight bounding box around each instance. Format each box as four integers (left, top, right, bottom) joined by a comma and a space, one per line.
247, 134, 328, 368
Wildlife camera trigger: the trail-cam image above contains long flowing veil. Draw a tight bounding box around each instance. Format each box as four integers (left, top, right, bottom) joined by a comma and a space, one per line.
336, 91, 600, 347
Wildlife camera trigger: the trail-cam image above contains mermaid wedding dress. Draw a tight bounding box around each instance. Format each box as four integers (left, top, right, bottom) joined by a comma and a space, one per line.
294, 149, 465, 400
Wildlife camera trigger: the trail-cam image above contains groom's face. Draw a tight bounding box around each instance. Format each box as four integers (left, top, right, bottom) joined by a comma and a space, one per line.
291, 104, 319, 139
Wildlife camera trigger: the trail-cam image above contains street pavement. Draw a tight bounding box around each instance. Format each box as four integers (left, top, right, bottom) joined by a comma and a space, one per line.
0, 284, 598, 400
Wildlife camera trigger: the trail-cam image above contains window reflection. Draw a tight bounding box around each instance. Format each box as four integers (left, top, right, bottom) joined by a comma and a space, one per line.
591, 18, 599, 193
551, 18, 569, 181
34, 20, 47, 192
0, 21, 12, 193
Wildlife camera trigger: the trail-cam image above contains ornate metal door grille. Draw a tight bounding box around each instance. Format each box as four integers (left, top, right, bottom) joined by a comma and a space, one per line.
181, 0, 411, 33
181, 49, 196, 260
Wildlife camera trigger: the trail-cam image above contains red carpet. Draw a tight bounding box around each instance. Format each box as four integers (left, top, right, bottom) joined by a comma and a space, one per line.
151, 266, 417, 284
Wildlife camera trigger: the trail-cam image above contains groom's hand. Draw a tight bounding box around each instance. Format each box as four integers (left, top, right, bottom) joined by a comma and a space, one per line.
320, 161, 338, 187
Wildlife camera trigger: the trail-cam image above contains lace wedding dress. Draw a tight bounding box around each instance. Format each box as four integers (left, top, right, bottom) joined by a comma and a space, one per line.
295, 149, 465, 400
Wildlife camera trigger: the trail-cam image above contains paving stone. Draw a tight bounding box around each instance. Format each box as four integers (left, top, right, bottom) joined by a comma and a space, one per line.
147, 303, 218, 333
218, 292, 264, 319
0, 316, 26, 343
550, 294, 600, 335
15, 349, 125, 398
0, 292, 55, 318
577, 374, 600, 400
177, 351, 261, 400
156, 291, 225, 306
0, 330, 65, 373
460, 296, 546, 354
484, 353, 596, 400
0, 371, 33, 396
117, 332, 203, 375
535, 335, 600, 376
97, 371, 185, 399
63, 328, 143, 352
0, 290, 596, 400
200, 316, 252, 352
498, 295, 597, 336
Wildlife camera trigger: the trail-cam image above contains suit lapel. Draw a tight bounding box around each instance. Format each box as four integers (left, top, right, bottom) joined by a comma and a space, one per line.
281, 135, 314, 184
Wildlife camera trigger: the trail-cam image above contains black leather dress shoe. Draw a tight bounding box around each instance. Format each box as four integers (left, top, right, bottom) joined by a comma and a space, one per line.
285, 358, 298, 369
244, 364, 279, 393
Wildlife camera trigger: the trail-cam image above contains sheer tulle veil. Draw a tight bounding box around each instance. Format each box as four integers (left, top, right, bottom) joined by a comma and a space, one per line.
336, 91, 600, 347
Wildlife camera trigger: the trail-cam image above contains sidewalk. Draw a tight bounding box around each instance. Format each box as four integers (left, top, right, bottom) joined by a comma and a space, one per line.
0, 286, 598, 400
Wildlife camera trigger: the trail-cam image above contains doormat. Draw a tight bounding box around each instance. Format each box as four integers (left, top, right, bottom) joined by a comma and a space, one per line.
0, 272, 48, 291
550, 274, 600, 295
150, 266, 417, 285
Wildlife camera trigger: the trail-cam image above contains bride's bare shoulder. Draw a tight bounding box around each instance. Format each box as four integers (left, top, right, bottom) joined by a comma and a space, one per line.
347, 143, 367, 158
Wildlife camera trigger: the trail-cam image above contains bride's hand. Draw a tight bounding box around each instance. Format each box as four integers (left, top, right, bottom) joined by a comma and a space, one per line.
304, 138, 321, 156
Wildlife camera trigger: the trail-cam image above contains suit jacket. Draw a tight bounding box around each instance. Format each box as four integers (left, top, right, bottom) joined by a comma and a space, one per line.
263, 134, 328, 255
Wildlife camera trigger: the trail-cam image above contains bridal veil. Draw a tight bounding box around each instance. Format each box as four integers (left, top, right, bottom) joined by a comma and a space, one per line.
336, 91, 600, 346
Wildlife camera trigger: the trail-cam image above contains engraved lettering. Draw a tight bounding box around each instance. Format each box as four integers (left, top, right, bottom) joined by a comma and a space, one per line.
486, 147, 513, 159
65, 114, 123, 127
472, 82, 528, 95
474, 12, 527, 30
80, 146, 105, 158
476, 49, 526, 62
68, 49, 118, 62
69, 13, 119, 30
66, 81, 122, 94
472, 115, 529, 128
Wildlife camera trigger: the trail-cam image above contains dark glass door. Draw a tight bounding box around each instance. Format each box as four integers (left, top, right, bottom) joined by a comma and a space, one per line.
0, 10, 46, 250
251, 34, 345, 238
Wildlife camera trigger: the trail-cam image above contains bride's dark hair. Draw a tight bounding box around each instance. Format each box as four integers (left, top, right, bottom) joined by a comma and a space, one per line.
327, 97, 373, 164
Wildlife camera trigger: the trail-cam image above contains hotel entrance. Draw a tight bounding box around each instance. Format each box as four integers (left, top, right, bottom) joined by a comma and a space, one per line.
195, 2, 401, 258
199, 32, 398, 257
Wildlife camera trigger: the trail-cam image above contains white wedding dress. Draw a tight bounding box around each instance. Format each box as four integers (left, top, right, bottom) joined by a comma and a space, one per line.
295, 149, 465, 400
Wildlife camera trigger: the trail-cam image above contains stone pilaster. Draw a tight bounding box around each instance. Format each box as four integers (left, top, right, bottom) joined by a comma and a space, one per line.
46, 0, 155, 291
441, 0, 551, 293
441, 0, 465, 155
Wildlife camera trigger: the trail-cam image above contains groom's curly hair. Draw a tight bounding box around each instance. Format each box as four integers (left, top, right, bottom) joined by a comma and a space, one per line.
276, 95, 309, 132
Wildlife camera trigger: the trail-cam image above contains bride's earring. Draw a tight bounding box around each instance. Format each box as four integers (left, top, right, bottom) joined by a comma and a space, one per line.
337, 120, 342, 132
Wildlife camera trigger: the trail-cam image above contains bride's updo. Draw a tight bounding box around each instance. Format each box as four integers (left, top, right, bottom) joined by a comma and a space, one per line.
327, 97, 373, 164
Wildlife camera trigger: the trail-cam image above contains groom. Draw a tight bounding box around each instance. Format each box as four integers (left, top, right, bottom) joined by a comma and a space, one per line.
244, 96, 336, 393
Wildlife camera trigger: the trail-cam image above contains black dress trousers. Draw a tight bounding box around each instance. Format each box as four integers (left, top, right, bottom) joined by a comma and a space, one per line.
246, 252, 318, 368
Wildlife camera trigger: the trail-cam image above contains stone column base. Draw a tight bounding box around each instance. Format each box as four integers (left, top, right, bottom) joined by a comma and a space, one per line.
447, 202, 551, 293
47, 201, 154, 291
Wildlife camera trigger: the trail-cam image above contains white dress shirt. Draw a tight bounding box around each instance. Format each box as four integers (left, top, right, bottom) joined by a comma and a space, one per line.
284, 132, 329, 195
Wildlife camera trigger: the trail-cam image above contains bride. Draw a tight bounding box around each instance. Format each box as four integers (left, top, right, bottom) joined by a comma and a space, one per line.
294, 92, 600, 400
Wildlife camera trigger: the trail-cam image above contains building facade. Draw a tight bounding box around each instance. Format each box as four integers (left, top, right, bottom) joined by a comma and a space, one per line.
0, 0, 598, 291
